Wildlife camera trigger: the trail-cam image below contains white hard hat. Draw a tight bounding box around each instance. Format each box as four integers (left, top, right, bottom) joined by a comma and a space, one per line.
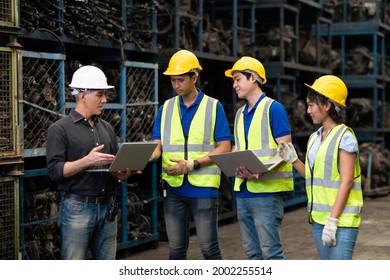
69, 65, 114, 90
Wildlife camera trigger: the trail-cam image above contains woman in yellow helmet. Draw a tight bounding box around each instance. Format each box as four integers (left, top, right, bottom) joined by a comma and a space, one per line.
277, 75, 363, 260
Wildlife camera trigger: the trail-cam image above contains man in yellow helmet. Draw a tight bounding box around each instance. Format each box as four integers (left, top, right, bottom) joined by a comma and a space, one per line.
277, 75, 363, 260
224, 56, 294, 260
150, 50, 231, 259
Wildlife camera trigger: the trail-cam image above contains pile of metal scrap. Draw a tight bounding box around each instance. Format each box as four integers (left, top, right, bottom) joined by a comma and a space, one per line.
126, 191, 151, 240
126, 2, 156, 50
156, 0, 200, 50
22, 57, 63, 150
116, 189, 152, 241
124, 66, 156, 142
359, 143, 390, 196
324, 0, 378, 22
345, 46, 374, 75
157, 5, 239, 54
20, 0, 155, 49
255, 25, 295, 62
386, 102, 390, 128
299, 31, 332, 68
19, 0, 59, 32
349, 0, 378, 22
63, 0, 123, 44
202, 14, 232, 56
347, 98, 379, 128
289, 99, 316, 132
23, 179, 60, 259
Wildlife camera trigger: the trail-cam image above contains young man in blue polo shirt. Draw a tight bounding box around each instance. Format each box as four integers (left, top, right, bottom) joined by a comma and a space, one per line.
225, 56, 294, 260
150, 50, 231, 260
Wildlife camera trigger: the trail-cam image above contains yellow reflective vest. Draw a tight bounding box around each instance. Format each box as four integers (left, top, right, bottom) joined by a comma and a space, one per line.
305, 124, 363, 228
161, 95, 221, 188
234, 96, 294, 193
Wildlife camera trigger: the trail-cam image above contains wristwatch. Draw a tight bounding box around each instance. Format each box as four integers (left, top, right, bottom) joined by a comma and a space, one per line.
193, 160, 201, 170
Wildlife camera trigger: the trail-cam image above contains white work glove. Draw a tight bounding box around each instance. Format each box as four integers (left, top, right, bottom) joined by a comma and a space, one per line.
276, 141, 298, 163
322, 217, 338, 247
164, 158, 194, 175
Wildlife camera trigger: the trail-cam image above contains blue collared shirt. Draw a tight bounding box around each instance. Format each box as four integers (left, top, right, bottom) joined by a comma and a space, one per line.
307, 126, 358, 169
236, 93, 292, 198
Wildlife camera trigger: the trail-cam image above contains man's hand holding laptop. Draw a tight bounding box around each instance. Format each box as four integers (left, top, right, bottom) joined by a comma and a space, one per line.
111, 168, 142, 182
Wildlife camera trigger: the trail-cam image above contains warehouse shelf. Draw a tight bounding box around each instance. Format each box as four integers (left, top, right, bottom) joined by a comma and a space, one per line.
0, 0, 19, 34
330, 0, 388, 24
265, 61, 332, 75
20, 30, 158, 54
19, 0, 158, 54
5, 0, 389, 260
156, 0, 204, 52
0, 176, 19, 260
0, 47, 21, 161
16, 37, 160, 258
316, 0, 389, 146
117, 165, 159, 251
18, 168, 59, 259
20, 50, 66, 158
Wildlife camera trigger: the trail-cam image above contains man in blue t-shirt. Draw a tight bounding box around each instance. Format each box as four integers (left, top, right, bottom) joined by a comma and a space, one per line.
150, 50, 231, 260
224, 56, 294, 260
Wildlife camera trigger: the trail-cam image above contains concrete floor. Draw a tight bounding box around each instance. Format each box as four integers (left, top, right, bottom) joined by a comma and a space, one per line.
120, 194, 390, 260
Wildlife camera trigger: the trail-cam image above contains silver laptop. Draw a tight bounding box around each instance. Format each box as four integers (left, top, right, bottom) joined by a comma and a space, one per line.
86, 142, 157, 173
209, 150, 283, 177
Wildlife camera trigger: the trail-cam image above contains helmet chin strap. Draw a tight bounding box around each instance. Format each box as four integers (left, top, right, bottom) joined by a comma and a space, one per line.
334, 103, 341, 113
71, 88, 89, 95
188, 69, 199, 76
243, 70, 263, 84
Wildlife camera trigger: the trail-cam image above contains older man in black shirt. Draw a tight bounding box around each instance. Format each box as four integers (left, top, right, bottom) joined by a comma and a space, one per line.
46, 65, 138, 260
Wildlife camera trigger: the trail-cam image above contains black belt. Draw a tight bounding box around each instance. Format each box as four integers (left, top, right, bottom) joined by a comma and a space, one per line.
63, 193, 110, 204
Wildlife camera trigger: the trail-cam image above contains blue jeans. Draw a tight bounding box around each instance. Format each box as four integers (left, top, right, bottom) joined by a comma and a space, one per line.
237, 196, 285, 260
164, 191, 222, 260
57, 197, 117, 260
312, 222, 358, 260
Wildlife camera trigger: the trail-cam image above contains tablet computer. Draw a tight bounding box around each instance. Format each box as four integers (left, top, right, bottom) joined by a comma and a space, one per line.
86, 142, 157, 173
209, 150, 283, 177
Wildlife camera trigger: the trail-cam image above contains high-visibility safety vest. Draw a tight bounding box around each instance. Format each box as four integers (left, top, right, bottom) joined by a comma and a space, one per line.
161, 95, 221, 188
305, 124, 363, 228
234, 96, 294, 193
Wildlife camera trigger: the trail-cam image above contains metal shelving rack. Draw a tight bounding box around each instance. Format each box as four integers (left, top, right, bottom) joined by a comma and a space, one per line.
13, 0, 160, 259
318, 0, 389, 147
7, 0, 389, 259
116, 60, 159, 251
0, 0, 22, 260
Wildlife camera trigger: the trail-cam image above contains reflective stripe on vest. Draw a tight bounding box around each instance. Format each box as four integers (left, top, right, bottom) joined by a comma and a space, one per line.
161, 95, 220, 188
234, 96, 293, 193
305, 124, 363, 228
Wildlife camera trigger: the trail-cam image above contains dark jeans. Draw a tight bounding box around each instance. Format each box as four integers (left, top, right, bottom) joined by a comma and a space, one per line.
163, 191, 222, 260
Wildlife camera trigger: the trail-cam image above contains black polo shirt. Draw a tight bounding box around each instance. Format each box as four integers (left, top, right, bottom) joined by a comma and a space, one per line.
46, 109, 119, 196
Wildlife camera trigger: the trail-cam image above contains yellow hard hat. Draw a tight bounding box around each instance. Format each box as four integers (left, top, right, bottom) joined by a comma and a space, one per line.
304, 75, 348, 107
163, 50, 202, 75
224, 56, 267, 84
